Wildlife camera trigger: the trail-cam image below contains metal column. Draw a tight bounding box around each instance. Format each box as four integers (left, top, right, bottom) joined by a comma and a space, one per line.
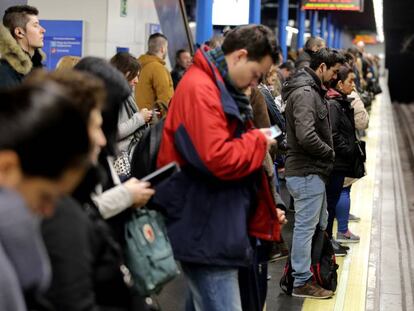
297, 3, 306, 50
337, 28, 342, 49
320, 15, 327, 41
196, 0, 213, 45
249, 0, 261, 24
334, 27, 342, 49
327, 13, 334, 47
278, 0, 289, 61
310, 10, 319, 37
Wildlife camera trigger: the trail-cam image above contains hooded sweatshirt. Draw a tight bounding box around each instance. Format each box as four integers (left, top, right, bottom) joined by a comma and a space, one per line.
282, 67, 334, 182
134, 54, 174, 110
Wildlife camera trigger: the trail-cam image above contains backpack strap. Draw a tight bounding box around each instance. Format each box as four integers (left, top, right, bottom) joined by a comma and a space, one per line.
149, 119, 165, 169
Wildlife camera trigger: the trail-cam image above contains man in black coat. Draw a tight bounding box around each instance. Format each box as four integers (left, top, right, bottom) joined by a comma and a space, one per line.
170, 49, 192, 89
282, 48, 345, 299
0, 5, 45, 91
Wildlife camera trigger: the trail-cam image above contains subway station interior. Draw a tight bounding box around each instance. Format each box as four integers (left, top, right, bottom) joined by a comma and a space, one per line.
1, 0, 414, 311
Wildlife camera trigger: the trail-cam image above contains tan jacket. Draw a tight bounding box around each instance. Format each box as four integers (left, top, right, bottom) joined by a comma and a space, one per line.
343, 91, 370, 187
135, 54, 174, 110
350, 91, 369, 130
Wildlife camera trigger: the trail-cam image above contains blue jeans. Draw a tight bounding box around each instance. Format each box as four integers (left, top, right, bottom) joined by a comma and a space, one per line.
182, 263, 242, 311
336, 186, 351, 233
286, 175, 328, 287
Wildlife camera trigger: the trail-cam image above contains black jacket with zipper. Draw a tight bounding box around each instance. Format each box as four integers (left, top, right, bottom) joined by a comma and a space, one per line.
282, 67, 334, 182
327, 88, 358, 175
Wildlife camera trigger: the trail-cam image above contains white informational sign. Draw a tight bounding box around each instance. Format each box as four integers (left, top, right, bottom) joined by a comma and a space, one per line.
212, 0, 250, 26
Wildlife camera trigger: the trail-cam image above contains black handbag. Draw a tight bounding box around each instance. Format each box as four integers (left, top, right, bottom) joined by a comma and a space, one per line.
350, 140, 366, 178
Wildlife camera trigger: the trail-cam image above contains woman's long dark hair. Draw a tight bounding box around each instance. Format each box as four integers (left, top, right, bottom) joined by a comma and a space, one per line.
110, 52, 141, 82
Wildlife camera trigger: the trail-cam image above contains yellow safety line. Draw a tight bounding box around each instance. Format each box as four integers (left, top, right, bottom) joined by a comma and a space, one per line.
302, 96, 381, 311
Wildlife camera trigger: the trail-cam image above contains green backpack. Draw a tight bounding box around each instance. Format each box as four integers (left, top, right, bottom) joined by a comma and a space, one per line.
124, 208, 179, 296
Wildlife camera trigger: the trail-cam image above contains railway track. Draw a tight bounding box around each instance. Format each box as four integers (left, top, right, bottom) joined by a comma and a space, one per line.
394, 104, 414, 173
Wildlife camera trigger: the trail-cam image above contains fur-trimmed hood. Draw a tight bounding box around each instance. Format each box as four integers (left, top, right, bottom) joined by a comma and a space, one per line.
0, 24, 45, 75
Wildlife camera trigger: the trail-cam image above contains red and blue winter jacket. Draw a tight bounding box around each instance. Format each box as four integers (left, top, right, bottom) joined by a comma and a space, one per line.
154, 47, 280, 267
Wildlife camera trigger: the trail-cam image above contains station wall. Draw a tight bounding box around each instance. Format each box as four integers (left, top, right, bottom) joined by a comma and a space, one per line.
29, 0, 108, 57
29, 0, 167, 67
105, 0, 160, 59
0, 0, 27, 20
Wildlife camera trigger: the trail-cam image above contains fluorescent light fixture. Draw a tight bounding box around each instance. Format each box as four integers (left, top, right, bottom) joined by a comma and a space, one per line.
373, 0, 384, 42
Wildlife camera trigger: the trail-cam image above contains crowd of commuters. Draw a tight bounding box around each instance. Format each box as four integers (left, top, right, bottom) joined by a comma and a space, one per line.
0, 4, 382, 311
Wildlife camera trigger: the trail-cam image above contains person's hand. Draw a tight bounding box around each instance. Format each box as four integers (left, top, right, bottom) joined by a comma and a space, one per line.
276, 208, 287, 225
259, 128, 277, 150
123, 178, 155, 208
361, 78, 367, 88
140, 108, 153, 123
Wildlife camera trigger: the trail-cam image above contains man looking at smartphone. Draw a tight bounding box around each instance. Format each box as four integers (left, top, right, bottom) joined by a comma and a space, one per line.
282, 48, 345, 299
154, 25, 283, 310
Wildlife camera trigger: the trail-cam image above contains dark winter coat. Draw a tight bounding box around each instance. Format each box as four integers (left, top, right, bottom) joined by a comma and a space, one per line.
0, 24, 44, 91
282, 67, 334, 182
170, 65, 185, 89
42, 202, 133, 311
41, 168, 140, 311
327, 89, 358, 175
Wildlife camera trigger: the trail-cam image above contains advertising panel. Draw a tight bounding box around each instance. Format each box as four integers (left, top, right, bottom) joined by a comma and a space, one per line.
40, 20, 83, 70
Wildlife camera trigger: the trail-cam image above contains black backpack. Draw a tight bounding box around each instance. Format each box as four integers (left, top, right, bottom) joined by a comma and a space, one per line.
130, 119, 165, 179
280, 228, 338, 295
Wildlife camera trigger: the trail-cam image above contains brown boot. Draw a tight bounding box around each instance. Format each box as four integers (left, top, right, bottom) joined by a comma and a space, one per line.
292, 282, 334, 299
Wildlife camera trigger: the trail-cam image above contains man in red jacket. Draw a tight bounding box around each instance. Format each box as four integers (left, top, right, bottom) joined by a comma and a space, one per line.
154, 25, 282, 310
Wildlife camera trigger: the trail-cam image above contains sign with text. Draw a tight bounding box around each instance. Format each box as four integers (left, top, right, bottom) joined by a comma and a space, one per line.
303, 0, 363, 12
353, 34, 377, 45
120, 0, 127, 17
40, 20, 83, 70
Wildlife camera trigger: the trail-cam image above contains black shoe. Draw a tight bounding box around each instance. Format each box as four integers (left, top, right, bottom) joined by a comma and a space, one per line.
333, 246, 347, 257
268, 240, 289, 263
331, 238, 349, 251
331, 239, 348, 257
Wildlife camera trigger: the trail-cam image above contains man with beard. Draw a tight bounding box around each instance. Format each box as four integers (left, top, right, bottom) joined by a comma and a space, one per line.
135, 33, 174, 110
171, 49, 192, 89
282, 48, 345, 298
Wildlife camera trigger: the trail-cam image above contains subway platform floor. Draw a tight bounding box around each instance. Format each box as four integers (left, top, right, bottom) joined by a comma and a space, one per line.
156, 78, 414, 311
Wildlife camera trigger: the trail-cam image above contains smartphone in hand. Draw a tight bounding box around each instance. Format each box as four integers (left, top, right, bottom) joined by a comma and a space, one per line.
141, 162, 180, 187
269, 125, 283, 139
